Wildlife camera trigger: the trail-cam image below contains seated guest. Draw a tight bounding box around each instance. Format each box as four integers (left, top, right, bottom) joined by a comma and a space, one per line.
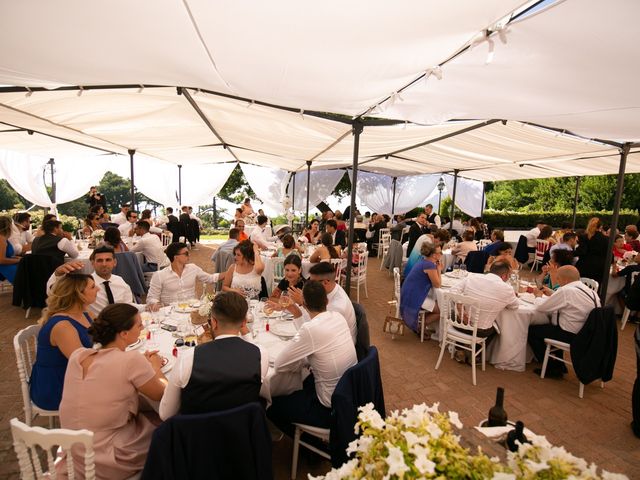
234, 207, 244, 222
81, 212, 100, 237
325, 219, 346, 248
271, 254, 306, 299
441, 215, 465, 236
625, 225, 640, 251
400, 243, 443, 333
212, 227, 240, 263
390, 214, 408, 241
613, 233, 633, 259
537, 225, 557, 246
118, 210, 139, 238
309, 233, 341, 263
528, 265, 600, 378
60, 304, 166, 478
334, 211, 347, 231
241, 197, 255, 217
525, 220, 546, 252
286, 262, 357, 343
140, 209, 163, 234
9, 212, 33, 255
222, 240, 264, 300
273, 233, 301, 258
0, 216, 20, 283
451, 229, 478, 263
449, 261, 518, 345
249, 215, 276, 250
47, 246, 141, 316
483, 229, 505, 256
303, 219, 321, 244
553, 222, 573, 243
367, 213, 389, 253
30, 273, 98, 410
31, 219, 79, 263
486, 242, 519, 271
549, 231, 577, 254
404, 229, 451, 277
159, 292, 268, 419
130, 221, 167, 272
147, 242, 222, 309
537, 249, 575, 294
103, 226, 129, 252
89, 204, 105, 218
268, 281, 357, 437
32, 214, 57, 238
111, 203, 130, 226
235, 218, 249, 242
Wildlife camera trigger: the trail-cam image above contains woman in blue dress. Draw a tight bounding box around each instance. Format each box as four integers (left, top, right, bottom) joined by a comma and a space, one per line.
30, 273, 99, 410
0, 216, 20, 283
400, 243, 443, 333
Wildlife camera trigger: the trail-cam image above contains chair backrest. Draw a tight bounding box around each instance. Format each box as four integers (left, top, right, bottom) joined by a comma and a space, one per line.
76, 229, 87, 240
353, 252, 367, 280
13, 325, 40, 424
400, 226, 410, 244
464, 250, 489, 274
379, 232, 391, 246
580, 277, 599, 292
442, 292, 481, 335
393, 267, 401, 318
535, 239, 550, 260
477, 239, 492, 250
330, 258, 343, 283
161, 231, 173, 247
141, 402, 272, 480
10, 417, 95, 480
352, 302, 370, 361
271, 257, 285, 289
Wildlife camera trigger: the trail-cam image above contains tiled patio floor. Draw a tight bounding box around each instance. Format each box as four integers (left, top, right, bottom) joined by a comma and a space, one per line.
1, 244, 638, 478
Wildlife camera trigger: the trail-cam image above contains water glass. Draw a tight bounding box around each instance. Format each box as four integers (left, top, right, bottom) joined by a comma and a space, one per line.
459, 264, 467, 276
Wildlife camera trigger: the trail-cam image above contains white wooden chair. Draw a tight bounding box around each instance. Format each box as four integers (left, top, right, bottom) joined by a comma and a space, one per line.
540, 339, 604, 398
383, 267, 405, 339
399, 226, 410, 244
580, 277, 599, 292
330, 258, 343, 284
530, 239, 550, 271
291, 423, 330, 479
161, 231, 173, 247
271, 257, 285, 292
620, 271, 639, 330
348, 252, 368, 302
377, 230, 391, 259
11, 418, 95, 480
13, 325, 59, 427
435, 292, 486, 385
477, 239, 492, 250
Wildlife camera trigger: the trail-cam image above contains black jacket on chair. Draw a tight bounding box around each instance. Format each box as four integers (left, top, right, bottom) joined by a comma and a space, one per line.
334, 229, 346, 248
12, 255, 63, 309
514, 235, 530, 264
464, 251, 489, 274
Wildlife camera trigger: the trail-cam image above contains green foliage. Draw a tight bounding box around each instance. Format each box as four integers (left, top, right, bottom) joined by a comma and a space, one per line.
218, 165, 255, 203
57, 197, 90, 219
0, 179, 26, 210
331, 171, 351, 198
0, 208, 81, 232
483, 210, 638, 230
94, 171, 161, 214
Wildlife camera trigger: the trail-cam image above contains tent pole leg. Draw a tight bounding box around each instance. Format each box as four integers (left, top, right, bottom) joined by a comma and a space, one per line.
449, 170, 459, 235
305, 162, 311, 224
480, 182, 485, 221
128, 149, 136, 209
178, 164, 182, 206
391, 177, 397, 220
571, 176, 581, 229
292, 172, 296, 229
345, 120, 363, 295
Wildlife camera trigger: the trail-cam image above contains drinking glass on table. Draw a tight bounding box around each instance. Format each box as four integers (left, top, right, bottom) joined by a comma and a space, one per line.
147, 322, 160, 350
459, 264, 467, 276
279, 292, 292, 309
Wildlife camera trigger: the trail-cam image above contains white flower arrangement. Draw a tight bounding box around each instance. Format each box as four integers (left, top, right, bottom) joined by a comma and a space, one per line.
91, 229, 105, 239
197, 293, 215, 317
311, 402, 628, 480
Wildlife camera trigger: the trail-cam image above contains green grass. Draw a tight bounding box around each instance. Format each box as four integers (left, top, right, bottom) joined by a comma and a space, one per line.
199, 234, 228, 241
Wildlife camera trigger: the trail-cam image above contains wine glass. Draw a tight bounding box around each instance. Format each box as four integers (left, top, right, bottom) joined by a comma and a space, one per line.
459, 264, 467, 276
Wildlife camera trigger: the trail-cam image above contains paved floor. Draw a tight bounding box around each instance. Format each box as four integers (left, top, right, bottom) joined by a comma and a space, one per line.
1, 244, 639, 478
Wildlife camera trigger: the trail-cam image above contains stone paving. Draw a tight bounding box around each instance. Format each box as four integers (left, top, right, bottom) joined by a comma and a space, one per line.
1, 244, 639, 478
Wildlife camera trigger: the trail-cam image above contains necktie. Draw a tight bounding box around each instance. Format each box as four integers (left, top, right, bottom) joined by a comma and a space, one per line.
103, 280, 115, 305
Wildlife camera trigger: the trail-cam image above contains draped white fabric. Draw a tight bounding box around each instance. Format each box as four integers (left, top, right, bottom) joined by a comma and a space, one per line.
54, 156, 112, 204
442, 174, 485, 218
240, 163, 290, 213
132, 156, 180, 208
180, 163, 236, 207
288, 170, 344, 213
0, 150, 55, 207
348, 170, 441, 215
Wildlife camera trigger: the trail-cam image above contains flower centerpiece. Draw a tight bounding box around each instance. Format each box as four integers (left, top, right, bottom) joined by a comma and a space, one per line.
197, 293, 215, 318
91, 229, 105, 247
312, 403, 628, 480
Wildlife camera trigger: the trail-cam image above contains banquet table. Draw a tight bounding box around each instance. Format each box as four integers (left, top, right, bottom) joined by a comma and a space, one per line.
431, 272, 550, 372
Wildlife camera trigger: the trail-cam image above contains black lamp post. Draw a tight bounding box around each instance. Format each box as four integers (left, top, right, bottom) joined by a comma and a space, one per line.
436, 177, 445, 215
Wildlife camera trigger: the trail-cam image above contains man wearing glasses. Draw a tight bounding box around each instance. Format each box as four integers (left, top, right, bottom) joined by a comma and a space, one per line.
118, 210, 139, 238
147, 242, 224, 310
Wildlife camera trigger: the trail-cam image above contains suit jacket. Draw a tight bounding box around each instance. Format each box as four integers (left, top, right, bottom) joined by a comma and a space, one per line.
571, 303, 617, 384
406, 223, 426, 256
334, 230, 346, 248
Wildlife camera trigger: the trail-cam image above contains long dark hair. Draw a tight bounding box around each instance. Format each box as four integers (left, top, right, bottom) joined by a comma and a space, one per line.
234, 240, 255, 263
320, 233, 339, 259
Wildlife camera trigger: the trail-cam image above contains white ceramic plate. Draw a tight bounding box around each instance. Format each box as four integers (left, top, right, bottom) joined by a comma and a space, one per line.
519, 293, 535, 304
161, 356, 174, 373
126, 338, 144, 351
269, 322, 297, 338
174, 306, 197, 313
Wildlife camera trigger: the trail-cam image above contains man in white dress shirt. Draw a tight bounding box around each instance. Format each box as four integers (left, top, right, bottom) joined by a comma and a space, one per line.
118, 210, 138, 238
9, 212, 33, 255
111, 203, 130, 226
525, 220, 546, 250
159, 291, 269, 419
249, 215, 276, 250
46, 245, 141, 317
528, 265, 599, 378
287, 261, 357, 343
449, 260, 519, 341
267, 281, 357, 437
130, 221, 167, 272
147, 242, 223, 310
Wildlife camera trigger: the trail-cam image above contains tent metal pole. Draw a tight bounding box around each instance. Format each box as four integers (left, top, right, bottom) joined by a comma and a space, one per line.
128, 149, 136, 209
291, 172, 296, 229
47, 158, 56, 205
178, 164, 183, 205
571, 176, 581, 229
345, 120, 364, 295
305, 161, 311, 224
599, 143, 631, 303
449, 170, 459, 234
480, 182, 485, 220
391, 177, 397, 220
213, 196, 218, 229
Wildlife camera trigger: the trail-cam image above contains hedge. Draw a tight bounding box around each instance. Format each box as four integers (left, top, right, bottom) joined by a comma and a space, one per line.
482, 210, 639, 230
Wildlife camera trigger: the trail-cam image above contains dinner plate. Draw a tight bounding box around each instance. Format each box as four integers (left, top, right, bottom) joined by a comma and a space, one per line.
174, 306, 197, 313
126, 338, 144, 351
161, 356, 174, 373
519, 293, 535, 304
269, 322, 297, 339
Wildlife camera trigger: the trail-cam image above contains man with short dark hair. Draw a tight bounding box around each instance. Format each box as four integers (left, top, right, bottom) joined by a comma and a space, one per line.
111, 203, 130, 226
85, 186, 107, 210
212, 228, 240, 264
483, 229, 505, 256
131, 221, 167, 272
159, 291, 269, 418
165, 207, 180, 240
249, 214, 276, 250
407, 212, 428, 255
424, 204, 441, 228
9, 212, 32, 255
268, 281, 357, 436
31, 220, 78, 263
325, 219, 346, 248
118, 210, 139, 237
550, 232, 578, 254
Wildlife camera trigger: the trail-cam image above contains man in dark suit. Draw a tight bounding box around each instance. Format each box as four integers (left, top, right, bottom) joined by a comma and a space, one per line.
406, 212, 428, 256
325, 219, 346, 248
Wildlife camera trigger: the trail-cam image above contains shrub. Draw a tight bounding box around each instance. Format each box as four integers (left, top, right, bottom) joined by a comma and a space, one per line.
482, 210, 638, 230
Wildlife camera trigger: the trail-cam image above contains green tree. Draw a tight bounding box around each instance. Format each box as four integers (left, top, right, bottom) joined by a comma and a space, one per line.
331, 171, 351, 198
218, 165, 255, 203
0, 179, 25, 210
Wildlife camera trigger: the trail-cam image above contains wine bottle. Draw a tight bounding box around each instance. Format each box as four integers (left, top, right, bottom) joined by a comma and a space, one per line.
506, 421, 529, 452
487, 387, 508, 427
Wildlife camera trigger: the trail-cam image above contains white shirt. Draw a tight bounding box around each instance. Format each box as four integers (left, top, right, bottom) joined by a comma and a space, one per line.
46, 271, 141, 317
118, 222, 136, 238
189, 213, 203, 226
533, 280, 600, 334
155, 215, 169, 227
131, 232, 167, 266
111, 211, 127, 225
275, 310, 357, 407
449, 272, 519, 330
442, 220, 465, 234
159, 334, 269, 420
147, 264, 219, 305
8, 224, 25, 255
525, 227, 541, 248
57, 237, 79, 258
249, 225, 276, 249
298, 285, 357, 343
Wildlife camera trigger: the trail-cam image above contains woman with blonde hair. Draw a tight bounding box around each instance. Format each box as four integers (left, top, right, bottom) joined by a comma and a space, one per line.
0, 215, 20, 283
29, 273, 98, 410
575, 216, 609, 283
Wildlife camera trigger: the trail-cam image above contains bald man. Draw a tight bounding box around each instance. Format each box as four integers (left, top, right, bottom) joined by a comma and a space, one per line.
527, 266, 600, 378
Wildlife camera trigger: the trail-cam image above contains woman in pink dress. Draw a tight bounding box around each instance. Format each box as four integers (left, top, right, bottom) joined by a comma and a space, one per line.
59, 304, 167, 479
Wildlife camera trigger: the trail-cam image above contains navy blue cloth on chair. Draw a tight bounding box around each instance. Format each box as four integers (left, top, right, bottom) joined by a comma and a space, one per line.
113, 251, 147, 299
514, 235, 530, 264
352, 302, 370, 361
12, 254, 62, 310
141, 402, 272, 480
464, 250, 489, 274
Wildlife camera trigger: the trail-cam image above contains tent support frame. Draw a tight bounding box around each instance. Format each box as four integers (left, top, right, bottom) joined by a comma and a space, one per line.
128, 149, 136, 209
571, 176, 581, 229
344, 120, 364, 294
391, 177, 397, 219
449, 170, 459, 234
305, 161, 311, 223
178, 164, 183, 205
